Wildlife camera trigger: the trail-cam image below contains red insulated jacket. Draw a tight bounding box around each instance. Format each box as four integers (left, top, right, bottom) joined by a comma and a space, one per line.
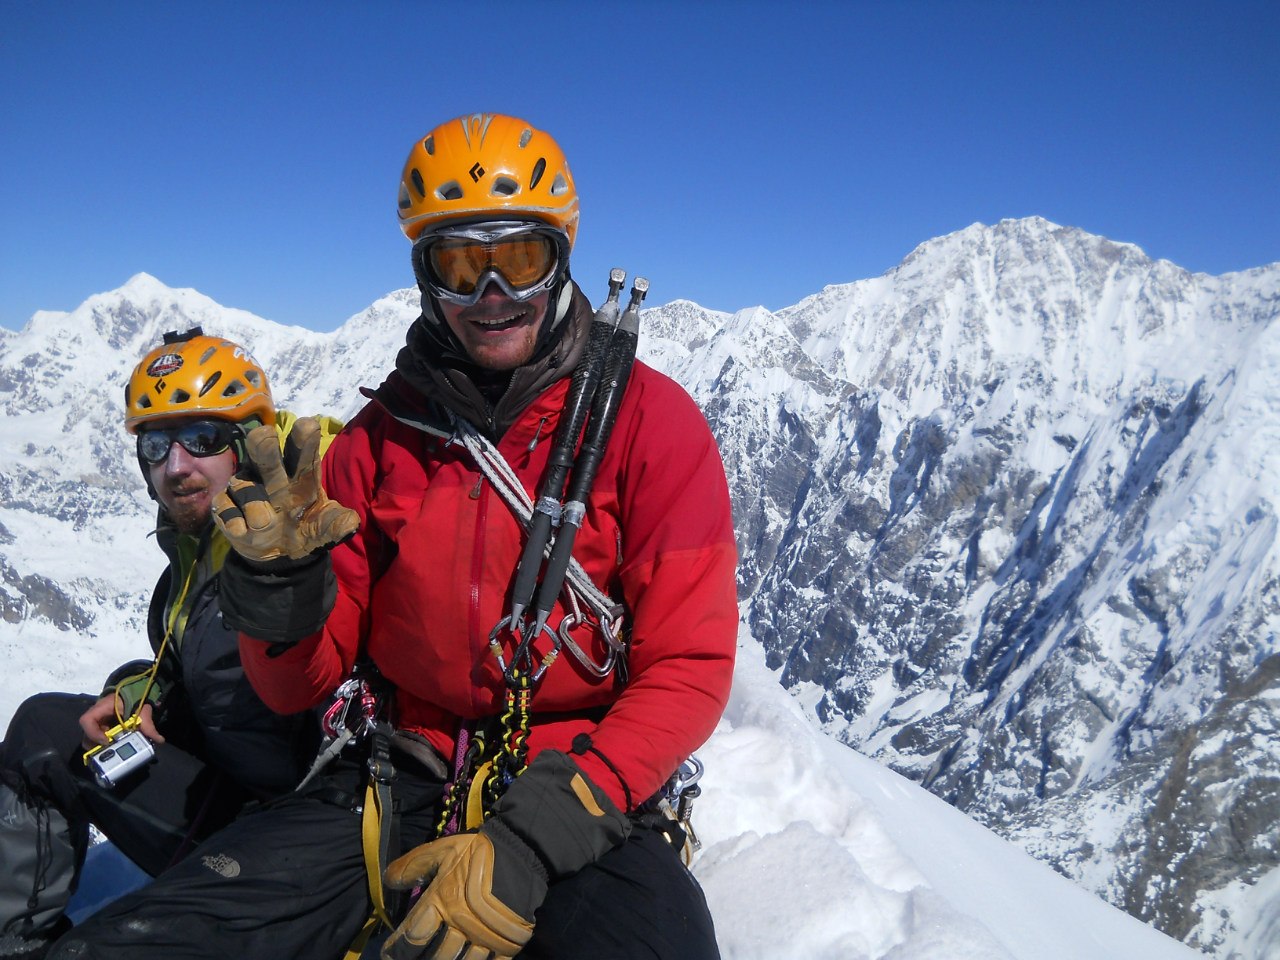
240, 299, 738, 811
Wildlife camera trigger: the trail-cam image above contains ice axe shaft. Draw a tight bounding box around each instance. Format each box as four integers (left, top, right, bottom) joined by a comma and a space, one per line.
531, 277, 647, 634
509, 269, 626, 626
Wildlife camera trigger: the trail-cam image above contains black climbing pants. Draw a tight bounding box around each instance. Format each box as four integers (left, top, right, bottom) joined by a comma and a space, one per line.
48, 756, 721, 960
0, 692, 256, 938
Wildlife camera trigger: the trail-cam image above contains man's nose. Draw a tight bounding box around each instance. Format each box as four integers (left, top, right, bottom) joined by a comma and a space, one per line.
163, 442, 195, 474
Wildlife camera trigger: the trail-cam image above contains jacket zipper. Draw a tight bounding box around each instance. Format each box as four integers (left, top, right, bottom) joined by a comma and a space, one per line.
469, 472, 489, 714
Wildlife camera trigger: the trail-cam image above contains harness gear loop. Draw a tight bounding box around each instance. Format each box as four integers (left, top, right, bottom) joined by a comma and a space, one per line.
316, 667, 399, 959
434, 725, 487, 838
663, 756, 705, 866
295, 673, 385, 794
362, 723, 398, 927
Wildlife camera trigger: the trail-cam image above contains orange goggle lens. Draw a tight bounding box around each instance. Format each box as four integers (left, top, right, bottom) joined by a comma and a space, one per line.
427, 233, 558, 296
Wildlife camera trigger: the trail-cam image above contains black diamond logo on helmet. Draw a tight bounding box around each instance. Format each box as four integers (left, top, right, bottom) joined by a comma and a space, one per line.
469, 163, 485, 182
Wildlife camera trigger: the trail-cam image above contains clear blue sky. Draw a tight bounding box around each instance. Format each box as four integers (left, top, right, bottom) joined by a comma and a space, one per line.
2, 1, 1276, 332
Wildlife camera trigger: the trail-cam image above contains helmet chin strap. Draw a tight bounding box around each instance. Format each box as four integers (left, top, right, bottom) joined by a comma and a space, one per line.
548, 280, 574, 330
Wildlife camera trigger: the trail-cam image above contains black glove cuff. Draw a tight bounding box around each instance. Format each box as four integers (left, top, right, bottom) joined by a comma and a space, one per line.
494, 750, 631, 880
471, 817, 550, 924
219, 550, 336, 648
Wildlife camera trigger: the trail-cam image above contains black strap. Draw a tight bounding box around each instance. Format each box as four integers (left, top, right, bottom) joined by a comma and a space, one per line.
570, 733, 633, 813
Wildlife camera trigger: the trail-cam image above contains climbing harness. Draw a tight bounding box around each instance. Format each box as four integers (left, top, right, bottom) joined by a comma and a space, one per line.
301, 664, 399, 960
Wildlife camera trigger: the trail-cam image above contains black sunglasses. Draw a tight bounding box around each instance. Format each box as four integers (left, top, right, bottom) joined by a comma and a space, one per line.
137, 420, 240, 465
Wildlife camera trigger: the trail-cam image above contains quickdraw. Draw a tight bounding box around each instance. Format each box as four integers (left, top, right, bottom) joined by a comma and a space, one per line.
312, 666, 397, 960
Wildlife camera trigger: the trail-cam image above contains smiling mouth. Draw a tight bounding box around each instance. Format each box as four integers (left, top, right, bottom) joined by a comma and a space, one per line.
463, 304, 533, 332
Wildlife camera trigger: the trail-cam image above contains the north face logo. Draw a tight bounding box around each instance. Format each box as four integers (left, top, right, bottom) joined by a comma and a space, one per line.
202, 853, 241, 878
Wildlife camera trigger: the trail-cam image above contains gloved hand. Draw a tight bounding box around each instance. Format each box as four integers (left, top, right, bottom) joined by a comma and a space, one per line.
381, 751, 631, 960
213, 416, 358, 564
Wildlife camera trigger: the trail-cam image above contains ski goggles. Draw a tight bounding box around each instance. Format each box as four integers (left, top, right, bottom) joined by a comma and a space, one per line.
412, 222, 567, 306
137, 419, 240, 464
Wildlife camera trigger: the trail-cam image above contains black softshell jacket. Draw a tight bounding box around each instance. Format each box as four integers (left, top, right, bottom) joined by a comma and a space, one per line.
131, 522, 313, 795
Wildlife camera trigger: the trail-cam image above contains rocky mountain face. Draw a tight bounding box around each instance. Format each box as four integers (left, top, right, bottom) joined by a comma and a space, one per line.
655, 219, 1280, 957
2, 218, 1278, 957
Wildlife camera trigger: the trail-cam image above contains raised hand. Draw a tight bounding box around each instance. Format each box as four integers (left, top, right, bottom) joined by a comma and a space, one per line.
213, 417, 358, 564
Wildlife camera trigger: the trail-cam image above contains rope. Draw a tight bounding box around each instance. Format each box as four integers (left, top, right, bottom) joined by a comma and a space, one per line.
484, 669, 534, 814
451, 415, 623, 634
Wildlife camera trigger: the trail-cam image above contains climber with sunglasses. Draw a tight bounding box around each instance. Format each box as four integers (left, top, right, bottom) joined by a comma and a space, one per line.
0, 330, 333, 960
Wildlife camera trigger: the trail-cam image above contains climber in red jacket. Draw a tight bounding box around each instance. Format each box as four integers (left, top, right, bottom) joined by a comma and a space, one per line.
52, 113, 737, 960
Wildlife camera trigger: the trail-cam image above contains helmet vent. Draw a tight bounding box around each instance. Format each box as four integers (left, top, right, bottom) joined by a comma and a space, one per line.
436, 181, 464, 202
398, 185, 412, 210
529, 158, 546, 190
137, 395, 153, 410
222, 379, 247, 398
411, 168, 426, 199
491, 176, 519, 198
244, 370, 263, 388
170, 388, 192, 404
199, 346, 217, 365
550, 173, 570, 196
519, 128, 532, 148
198, 371, 223, 397
423, 136, 435, 156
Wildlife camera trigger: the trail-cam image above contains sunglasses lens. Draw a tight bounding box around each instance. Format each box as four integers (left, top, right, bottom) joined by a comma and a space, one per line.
427, 232, 557, 296
138, 421, 234, 463
137, 431, 172, 464
177, 421, 231, 456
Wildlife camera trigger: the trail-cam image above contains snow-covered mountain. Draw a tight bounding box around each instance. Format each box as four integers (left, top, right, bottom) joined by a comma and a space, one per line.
671, 218, 1280, 958
1, 217, 1277, 957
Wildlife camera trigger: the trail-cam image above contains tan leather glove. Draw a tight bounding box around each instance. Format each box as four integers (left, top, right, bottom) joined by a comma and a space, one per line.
380, 826, 541, 960
213, 417, 358, 563
381, 751, 631, 960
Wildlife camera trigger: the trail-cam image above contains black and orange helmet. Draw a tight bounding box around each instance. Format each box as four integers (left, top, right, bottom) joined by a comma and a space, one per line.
397, 113, 579, 249
124, 328, 274, 434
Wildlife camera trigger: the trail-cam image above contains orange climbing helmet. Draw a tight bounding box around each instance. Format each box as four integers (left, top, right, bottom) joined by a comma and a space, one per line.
397, 113, 579, 249
124, 328, 275, 433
